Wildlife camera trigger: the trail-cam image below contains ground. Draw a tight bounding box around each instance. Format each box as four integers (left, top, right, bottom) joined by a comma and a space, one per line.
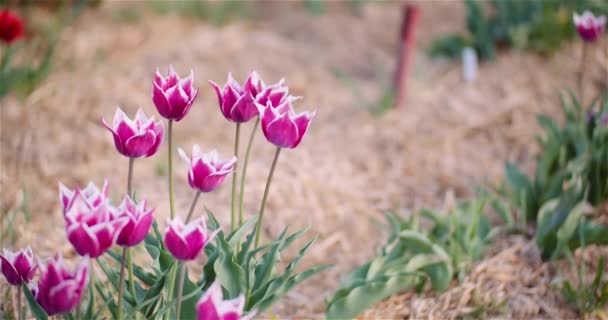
1, 1, 607, 319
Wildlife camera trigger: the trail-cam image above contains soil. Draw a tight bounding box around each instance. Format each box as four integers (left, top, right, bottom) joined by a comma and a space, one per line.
1, 1, 607, 319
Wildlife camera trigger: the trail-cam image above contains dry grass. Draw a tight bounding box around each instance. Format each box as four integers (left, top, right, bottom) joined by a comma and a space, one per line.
1, 1, 607, 318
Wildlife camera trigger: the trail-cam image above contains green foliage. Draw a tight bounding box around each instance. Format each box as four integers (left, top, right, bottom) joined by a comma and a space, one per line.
147, 0, 247, 26
429, 0, 608, 61
497, 92, 608, 260
558, 227, 608, 315
326, 198, 497, 319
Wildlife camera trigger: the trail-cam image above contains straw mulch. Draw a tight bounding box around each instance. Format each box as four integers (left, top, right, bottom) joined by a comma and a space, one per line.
1, 1, 607, 318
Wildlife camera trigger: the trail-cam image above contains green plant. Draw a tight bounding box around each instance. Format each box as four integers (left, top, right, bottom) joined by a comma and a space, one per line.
326, 197, 498, 319
557, 228, 608, 315
429, 0, 608, 61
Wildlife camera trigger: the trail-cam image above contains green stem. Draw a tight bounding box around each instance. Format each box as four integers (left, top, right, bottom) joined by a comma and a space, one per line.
127, 248, 136, 304
175, 263, 187, 320
185, 191, 202, 223
127, 158, 134, 197
17, 284, 22, 320
168, 120, 175, 219
231, 123, 241, 231
254, 147, 282, 247
164, 263, 178, 320
578, 42, 588, 104
238, 118, 259, 224
117, 248, 127, 320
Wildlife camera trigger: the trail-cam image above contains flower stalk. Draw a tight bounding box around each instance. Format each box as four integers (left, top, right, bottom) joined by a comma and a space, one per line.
17, 284, 22, 320
254, 147, 282, 247
168, 120, 175, 218
239, 118, 260, 224
578, 42, 588, 103
185, 191, 202, 223
118, 157, 135, 320
231, 123, 241, 231
175, 263, 187, 320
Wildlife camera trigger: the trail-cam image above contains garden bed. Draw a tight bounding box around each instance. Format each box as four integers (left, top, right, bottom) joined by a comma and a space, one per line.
1, 1, 607, 318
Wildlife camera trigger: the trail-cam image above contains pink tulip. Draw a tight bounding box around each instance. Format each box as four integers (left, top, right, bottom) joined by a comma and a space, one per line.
257, 98, 315, 149
209, 73, 258, 123
163, 216, 214, 261
0, 247, 37, 286
33, 255, 88, 316
178, 145, 236, 193
59, 180, 108, 215
115, 195, 154, 247
196, 282, 255, 320
573, 11, 606, 42
64, 192, 126, 258
254, 78, 289, 108
101, 107, 164, 158
153, 65, 199, 121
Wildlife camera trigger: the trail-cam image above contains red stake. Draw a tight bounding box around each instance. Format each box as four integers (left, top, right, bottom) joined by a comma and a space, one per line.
392, 4, 420, 108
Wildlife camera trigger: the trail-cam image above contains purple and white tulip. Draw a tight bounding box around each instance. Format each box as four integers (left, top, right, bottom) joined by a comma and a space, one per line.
573, 11, 606, 42
64, 189, 126, 258
257, 98, 315, 149
0, 247, 37, 286
115, 195, 154, 247
163, 216, 213, 261
210, 73, 259, 123
178, 145, 236, 193
33, 255, 88, 316
59, 180, 108, 215
196, 282, 255, 320
101, 107, 164, 158
153, 65, 199, 121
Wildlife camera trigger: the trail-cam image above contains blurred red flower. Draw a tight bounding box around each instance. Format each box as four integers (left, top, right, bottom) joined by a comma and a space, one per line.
0, 9, 24, 44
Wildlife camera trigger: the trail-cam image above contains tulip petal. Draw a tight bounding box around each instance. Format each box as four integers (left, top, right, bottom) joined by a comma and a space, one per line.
153, 82, 172, 118
265, 113, 299, 148
291, 111, 315, 148
125, 129, 156, 158
0, 253, 20, 285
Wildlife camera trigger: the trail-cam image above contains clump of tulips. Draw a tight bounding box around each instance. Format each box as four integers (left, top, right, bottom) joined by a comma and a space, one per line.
1, 67, 328, 320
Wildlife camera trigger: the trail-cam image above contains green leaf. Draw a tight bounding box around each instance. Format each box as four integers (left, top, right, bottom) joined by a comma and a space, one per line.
23, 283, 48, 320
83, 286, 95, 320
214, 235, 246, 298
226, 216, 258, 247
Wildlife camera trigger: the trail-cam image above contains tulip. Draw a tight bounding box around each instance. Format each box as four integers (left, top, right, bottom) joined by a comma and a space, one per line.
115, 195, 154, 247
34, 255, 88, 316
573, 11, 606, 42
101, 107, 164, 158
255, 78, 289, 108
210, 73, 258, 123
64, 194, 126, 258
59, 180, 108, 215
196, 282, 254, 320
163, 216, 213, 261
178, 145, 236, 193
153, 65, 199, 121
257, 98, 316, 149
0, 247, 37, 286
0, 9, 24, 45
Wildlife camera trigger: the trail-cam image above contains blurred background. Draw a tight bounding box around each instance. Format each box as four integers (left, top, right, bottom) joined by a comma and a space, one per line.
1, 0, 608, 318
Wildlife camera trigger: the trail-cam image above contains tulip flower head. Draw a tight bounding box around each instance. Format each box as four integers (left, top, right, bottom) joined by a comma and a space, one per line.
115, 195, 154, 247
573, 11, 607, 42
64, 192, 126, 258
255, 78, 289, 108
153, 65, 199, 121
178, 145, 236, 193
163, 216, 214, 261
0, 246, 37, 286
0, 9, 24, 45
59, 180, 109, 215
257, 98, 316, 149
33, 255, 88, 316
210, 72, 259, 123
101, 107, 164, 158
196, 282, 255, 320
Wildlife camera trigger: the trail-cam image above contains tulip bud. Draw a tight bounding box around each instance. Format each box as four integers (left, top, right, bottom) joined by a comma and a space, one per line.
115, 195, 154, 247
35, 255, 88, 316
0, 247, 37, 286
210, 73, 258, 123
196, 282, 255, 320
257, 98, 315, 149
178, 145, 236, 193
163, 216, 214, 261
64, 192, 126, 258
573, 11, 606, 42
101, 107, 164, 158
59, 180, 108, 215
153, 65, 199, 121
0, 9, 24, 45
